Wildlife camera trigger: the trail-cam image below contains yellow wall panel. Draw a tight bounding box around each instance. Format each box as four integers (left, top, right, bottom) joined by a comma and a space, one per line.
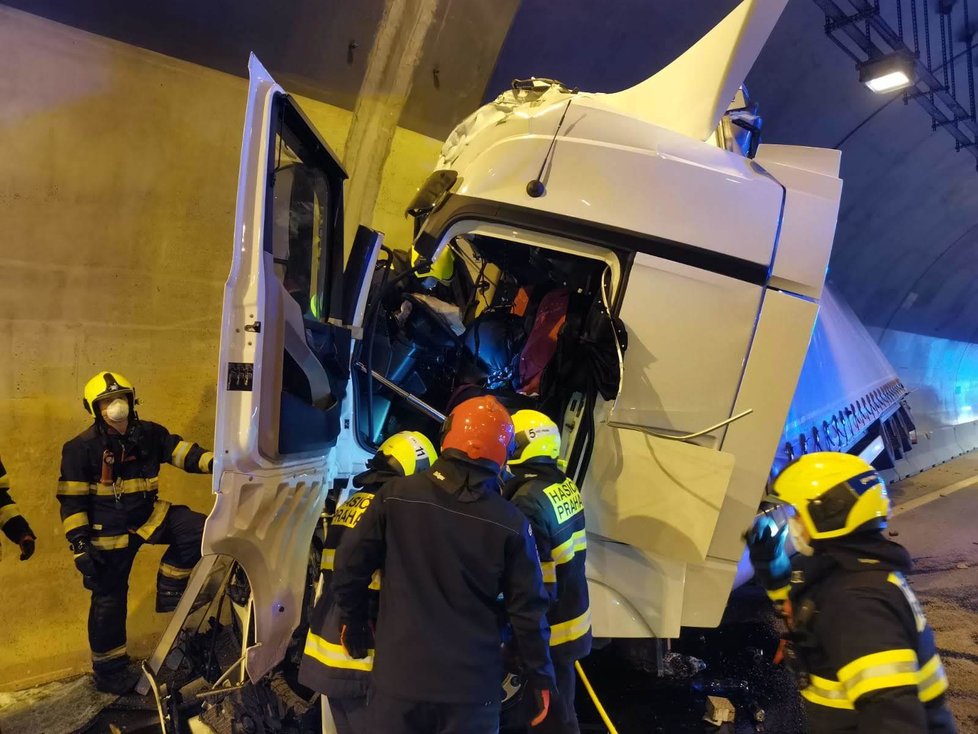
0, 6, 440, 689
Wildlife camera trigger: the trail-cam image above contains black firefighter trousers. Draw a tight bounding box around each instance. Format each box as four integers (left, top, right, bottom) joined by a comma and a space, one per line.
86, 504, 205, 675
369, 688, 501, 734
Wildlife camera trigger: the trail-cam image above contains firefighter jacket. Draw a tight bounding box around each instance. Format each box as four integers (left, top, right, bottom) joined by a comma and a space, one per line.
504, 461, 591, 663
332, 454, 556, 704
773, 533, 956, 734
299, 472, 392, 699
0, 456, 34, 547
57, 420, 213, 551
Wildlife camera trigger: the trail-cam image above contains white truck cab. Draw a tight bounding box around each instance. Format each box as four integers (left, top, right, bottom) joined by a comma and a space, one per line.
202, 0, 843, 686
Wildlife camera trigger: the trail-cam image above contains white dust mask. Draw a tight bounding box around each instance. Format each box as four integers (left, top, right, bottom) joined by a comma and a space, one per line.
788, 516, 815, 557
104, 398, 130, 423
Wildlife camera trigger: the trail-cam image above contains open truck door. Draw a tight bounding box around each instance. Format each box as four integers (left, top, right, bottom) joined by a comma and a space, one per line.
202, 55, 380, 682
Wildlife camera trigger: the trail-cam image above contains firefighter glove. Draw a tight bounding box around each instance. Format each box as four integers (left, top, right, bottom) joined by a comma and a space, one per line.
18, 533, 36, 561
72, 537, 104, 579
502, 642, 524, 675
745, 514, 791, 590
529, 685, 552, 727
339, 620, 373, 660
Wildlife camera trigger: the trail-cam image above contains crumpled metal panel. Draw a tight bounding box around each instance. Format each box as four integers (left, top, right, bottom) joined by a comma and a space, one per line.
203, 467, 326, 681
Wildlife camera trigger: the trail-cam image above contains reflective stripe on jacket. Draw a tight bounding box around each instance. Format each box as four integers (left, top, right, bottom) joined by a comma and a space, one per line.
505, 461, 591, 662
299, 487, 384, 699
788, 535, 956, 734
0, 455, 32, 545
57, 421, 212, 547
332, 455, 555, 704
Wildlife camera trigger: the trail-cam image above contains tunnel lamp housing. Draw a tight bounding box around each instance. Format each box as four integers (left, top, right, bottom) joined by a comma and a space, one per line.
858, 53, 916, 93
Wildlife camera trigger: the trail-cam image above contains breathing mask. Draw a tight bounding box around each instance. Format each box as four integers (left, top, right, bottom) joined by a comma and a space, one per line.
103, 398, 130, 423
788, 516, 815, 557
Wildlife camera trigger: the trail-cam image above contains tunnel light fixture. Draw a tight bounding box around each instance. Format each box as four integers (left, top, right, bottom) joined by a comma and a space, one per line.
859, 53, 917, 94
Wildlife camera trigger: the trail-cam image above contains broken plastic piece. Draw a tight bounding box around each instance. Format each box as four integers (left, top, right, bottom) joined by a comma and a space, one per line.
704, 695, 737, 726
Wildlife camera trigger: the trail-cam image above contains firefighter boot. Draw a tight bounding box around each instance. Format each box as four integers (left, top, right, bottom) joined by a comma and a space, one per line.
156, 588, 184, 613
93, 661, 141, 695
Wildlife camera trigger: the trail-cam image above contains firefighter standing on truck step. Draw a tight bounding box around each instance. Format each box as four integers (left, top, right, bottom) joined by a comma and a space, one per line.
332, 396, 555, 734
57, 371, 214, 695
505, 410, 590, 734
0, 454, 36, 562
298, 430, 438, 734
746, 452, 957, 733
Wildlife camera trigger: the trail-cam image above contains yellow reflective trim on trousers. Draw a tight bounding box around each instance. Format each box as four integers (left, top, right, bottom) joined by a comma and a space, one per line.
368, 570, 382, 591
171, 441, 192, 470
92, 644, 127, 663
58, 480, 92, 496
550, 608, 591, 647
160, 562, 193, 580
90, 477, 160, 496
766, 585, 790, 602
0, 474, 9, 489
91, 534, 129, 550
839, 648, 918, 701
303, 631, 374, 671
540, 561, 557, 584
552, 530, 587, 565
0, 503, 22, 527
918, 654, 949, 702
134, 500, 171, 541
321, 548, 336, 571
802, 675, 854, 710
62, 511, 90, 534
198, 451, 214, 473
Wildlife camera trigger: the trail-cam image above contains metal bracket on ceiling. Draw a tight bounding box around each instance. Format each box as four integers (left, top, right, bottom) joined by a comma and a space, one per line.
824, 7, 879, 34
934, 114, 974, 126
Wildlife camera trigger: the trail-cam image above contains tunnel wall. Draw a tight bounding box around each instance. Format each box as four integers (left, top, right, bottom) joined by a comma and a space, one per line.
871, 328, 978, 478
0, 7, 440, 689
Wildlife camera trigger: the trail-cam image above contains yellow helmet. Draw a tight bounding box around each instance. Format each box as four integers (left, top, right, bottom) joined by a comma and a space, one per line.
83, 371, 135, 416
411, 245, 455, 283
771, 452, 889, 541
509, 410, 561, 466
377, 431, 438, 477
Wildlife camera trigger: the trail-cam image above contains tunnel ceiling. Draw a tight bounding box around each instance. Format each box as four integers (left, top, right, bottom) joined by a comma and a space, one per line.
0, 0, 518, 140
5, 0, 978, 344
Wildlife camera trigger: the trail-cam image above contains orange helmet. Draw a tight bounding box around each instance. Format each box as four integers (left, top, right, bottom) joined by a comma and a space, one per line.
440, 396, 515, 469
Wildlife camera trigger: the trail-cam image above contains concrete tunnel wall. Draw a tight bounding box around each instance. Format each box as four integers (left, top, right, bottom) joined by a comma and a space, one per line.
0, 7, 441, 689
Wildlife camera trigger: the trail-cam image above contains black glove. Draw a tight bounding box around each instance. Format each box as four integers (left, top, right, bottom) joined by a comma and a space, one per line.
72, 537, 104, 579
340, 619, 373, 660
18, 533, 36, 561
745, 514, 791, 590
502, 642, 524, 675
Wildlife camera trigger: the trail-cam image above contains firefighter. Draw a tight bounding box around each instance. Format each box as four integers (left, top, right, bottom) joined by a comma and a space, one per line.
504, 410, 590, 734
298, 430, 438, 734
0, 455, 36, 561
746, 452, 957, 733
57, 371, 214, 694
332, 396, 555, 734
410, 243, 455, 292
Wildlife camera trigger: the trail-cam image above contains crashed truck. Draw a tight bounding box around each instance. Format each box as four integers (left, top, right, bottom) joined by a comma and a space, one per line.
132, 0, 911, 728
